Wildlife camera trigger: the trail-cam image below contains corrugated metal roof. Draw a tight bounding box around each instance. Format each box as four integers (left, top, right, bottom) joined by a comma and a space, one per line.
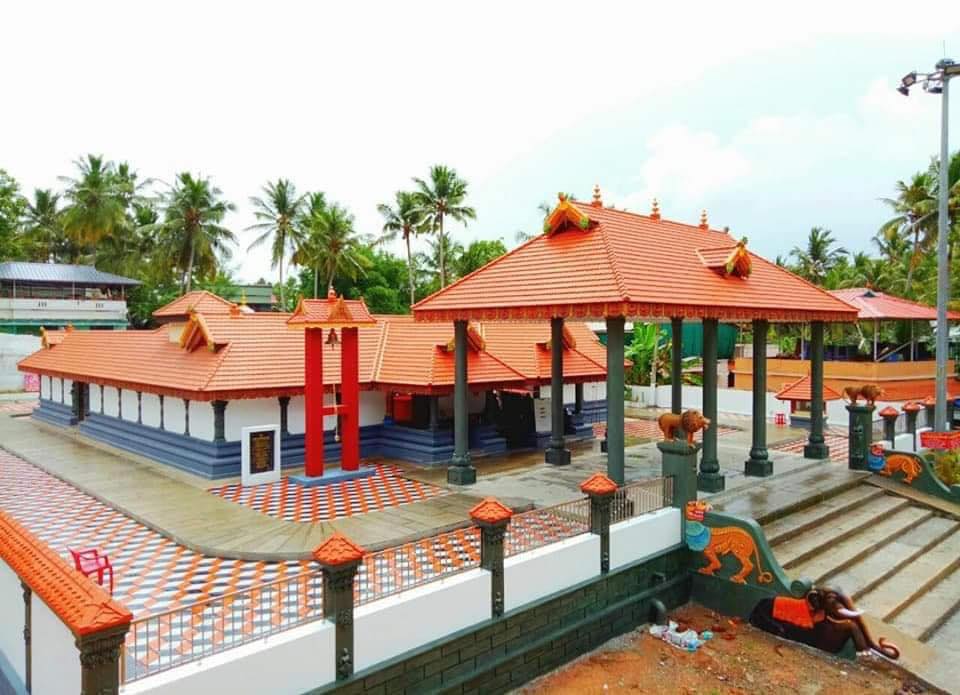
0, 262, 140, 286
828, 288, 960, 321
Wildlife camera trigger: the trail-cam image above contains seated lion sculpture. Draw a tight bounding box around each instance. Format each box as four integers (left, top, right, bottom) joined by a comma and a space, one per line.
658, 409, 711, 445
842, 384, 884, 407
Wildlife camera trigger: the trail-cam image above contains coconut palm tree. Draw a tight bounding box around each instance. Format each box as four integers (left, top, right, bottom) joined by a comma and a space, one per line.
879, 171, 936, 292
308, 203, 369, 293
59, 155, 128, 250
247, 179, 305, 307
291, 192, 329, 298
376, 191, 425, 306
153, 173, 236, 293
22, 189, 67, 262
789, 227, 847, 285
412, 165, 476, 288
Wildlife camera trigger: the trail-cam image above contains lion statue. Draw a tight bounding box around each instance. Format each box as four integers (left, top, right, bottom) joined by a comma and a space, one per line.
658, 409, 711, 445
842, 384, 884, 406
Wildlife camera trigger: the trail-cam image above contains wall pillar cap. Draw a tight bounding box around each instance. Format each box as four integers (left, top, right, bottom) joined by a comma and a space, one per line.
878, 406, 900, 419
902, 401, 923, 413
469, 498, 513, 526
579, 472, 619, 497
313, 533, 365, 567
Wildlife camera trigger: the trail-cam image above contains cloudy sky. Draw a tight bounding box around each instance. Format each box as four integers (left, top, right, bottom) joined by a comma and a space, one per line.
3, 1, 959, 282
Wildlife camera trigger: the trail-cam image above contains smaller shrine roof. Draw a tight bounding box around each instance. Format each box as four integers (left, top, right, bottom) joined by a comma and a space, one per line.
288, 291, 376, 329
828, 288, 960, 321
469, 498, 513, 525
313, 533, 365, 566
775, 374, 842, 402
153, 290, 238, 318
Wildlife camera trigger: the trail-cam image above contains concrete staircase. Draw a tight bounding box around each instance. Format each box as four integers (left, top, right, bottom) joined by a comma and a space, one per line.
759, 479, 960, 651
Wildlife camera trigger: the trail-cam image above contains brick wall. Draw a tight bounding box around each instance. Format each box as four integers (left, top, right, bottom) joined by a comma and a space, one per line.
316, 545, 688, 695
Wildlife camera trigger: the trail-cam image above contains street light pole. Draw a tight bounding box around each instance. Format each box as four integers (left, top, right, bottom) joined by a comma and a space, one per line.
935, 63, 951, 432
899, 59, 959, 432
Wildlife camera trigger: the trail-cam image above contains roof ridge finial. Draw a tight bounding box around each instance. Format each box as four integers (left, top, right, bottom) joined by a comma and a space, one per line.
651, 198, 661, 221
327, 287, 337, 301
699, 209, 709, 231
591, 184, 602, 207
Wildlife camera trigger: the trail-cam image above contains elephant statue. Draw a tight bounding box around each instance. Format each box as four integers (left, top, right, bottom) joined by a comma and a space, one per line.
749, 587, 899, 660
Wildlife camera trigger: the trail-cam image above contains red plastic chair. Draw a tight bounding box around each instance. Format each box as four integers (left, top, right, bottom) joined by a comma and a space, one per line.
68, 547, 114, 594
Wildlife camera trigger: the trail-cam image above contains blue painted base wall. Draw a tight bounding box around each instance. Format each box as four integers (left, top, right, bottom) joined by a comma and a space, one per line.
37, 399, 604, 480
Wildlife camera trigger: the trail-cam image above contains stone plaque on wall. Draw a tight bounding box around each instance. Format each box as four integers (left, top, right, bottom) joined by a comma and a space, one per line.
241, 424, 281, 486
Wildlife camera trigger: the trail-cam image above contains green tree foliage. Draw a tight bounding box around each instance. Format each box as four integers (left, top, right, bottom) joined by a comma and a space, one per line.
376, 191, 426, 306
0, 170, 26, 260
412, 165, 476, 288
247, 179, 305, 307
789, 227, 847, 285
454, 239, 507, 277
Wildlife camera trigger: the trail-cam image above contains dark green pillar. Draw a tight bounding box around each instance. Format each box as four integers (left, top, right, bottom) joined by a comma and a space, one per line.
671, 317, 683, 414
582, 479, 616, 574
158, 394, 164, 430
448, 320, 476, 485
606, 316, 626, 486
278, 396, 290, 436
76, 625, 128, 695
117, 388, 122, 419
698, 318, 724, 492
472, 508, 510, 617
659, 439, 699, 539
745, 318, 772, 477
880, 409, 898, 443
136, 392, 142, 425
804, 321, 830, 459
318, 556, 360, 680
212, 400, 227, 444
903, 403, 921, 450
847, 404, 874, 470
183, 399, 190, 437
574, 383, 584, 414
546, 317, 571, 466
22, 581, 31, 694
72, 382, 83, 422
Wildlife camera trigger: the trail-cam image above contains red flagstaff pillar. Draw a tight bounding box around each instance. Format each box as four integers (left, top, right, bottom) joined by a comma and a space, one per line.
340, 327, 360, 471
305, 327, 325, 477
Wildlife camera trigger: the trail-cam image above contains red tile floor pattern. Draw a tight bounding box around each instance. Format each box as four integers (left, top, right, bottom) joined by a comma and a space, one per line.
593, 418, 737, 440
0, 400, 37, 415
0, 449, 591, 680
208, 464, 449, 523
769, 428, 849, 463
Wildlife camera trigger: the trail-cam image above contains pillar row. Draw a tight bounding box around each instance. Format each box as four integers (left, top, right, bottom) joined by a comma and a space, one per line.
698, 318, 724, 492
745, 318, 772, 477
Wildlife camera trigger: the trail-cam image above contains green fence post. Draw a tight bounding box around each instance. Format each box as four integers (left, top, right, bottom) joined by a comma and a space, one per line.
469, 498, 513, 617
580, 474, 618, 574
314, 534, 365, 680
846, 404, 874, 470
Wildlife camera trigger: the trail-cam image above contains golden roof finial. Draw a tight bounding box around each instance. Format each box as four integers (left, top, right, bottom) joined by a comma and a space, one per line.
327, 287, 337, 300
699, 209, 709, 231
651, 198, 661, 221
557, 192, 567, 202
591, 184, 602, 207
240, 289, 247, 306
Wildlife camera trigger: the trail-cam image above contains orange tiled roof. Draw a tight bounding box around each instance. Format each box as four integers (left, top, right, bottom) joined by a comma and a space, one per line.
0, 511, 132, 636
152, 290, 237, 318
413, 199, 859, 323
829, 288, 960, 321
19, 298, 610, 399
288, 292, 376, 328
775, 375, 842, 402
40, 327, 67, 348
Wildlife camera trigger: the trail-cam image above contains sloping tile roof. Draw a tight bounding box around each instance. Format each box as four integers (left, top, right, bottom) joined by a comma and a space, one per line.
153, 290, 238, 318
0, 261, 140, 286
828, 288, 960, 321
288, 294, 376, 328
775, 375, 842, 402
19, 298, 609, 399
0, 511, 132, 636
40, 327, 67, 348
413, 201, 858, 323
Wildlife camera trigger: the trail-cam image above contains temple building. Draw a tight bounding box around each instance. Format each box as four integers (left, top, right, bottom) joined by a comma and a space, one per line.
18, 291, 608, 478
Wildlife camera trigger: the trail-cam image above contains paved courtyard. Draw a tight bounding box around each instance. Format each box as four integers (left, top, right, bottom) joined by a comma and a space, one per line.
209, 464, 450, 523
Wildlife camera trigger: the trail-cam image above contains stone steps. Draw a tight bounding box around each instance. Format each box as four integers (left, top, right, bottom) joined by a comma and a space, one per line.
774, 494, 911, 570
857, 529, 960, 625
926, 598, 960, 650
827, 517, 960, 600
788, 505, 934, 584
890, 565, 960, 642
763, 485, 887, 547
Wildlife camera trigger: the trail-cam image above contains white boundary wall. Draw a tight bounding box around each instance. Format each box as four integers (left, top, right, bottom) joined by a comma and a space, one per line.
538, 381, 606, 404
609, 507, 682, 571
31, 594, 80, 695
0, 333, 40, 392
125, 621, 336, 695
354, 568, 491, 671
0, 561, 26, 691
504, 534, 601, 613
